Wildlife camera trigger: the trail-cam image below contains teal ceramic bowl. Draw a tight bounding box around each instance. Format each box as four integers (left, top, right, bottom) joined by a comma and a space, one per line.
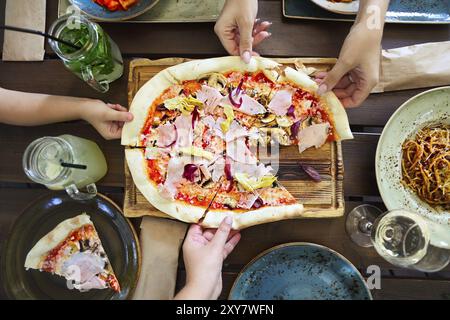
229, 243, 372, 300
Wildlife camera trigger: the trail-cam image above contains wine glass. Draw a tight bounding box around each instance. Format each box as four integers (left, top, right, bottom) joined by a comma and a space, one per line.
345, 204, 450, 273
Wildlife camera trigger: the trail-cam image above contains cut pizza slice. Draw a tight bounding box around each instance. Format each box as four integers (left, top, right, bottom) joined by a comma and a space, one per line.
125, 148, 222, 223
24, 214, 120, 292
202, 170, 303, 230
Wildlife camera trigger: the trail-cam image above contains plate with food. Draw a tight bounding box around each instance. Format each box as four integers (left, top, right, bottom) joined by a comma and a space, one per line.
376, 87, 450, 224
1, 193, 140, 300
229, 243, 372, 300
121, 56, 353, 230
69, 0, 160, 21
309, 0, 359, 15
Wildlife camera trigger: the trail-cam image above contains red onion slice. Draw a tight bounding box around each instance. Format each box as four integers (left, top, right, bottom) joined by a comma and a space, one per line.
183, 164, 199, 182
300, 164, 322, 182
192, 106, 200, 129
224, 157, 233, 181
252, 197, 264, 209
236, 78, 244, 95
290, 121, 301, 140
228, 87, 243, 108
287, 105, 295, 118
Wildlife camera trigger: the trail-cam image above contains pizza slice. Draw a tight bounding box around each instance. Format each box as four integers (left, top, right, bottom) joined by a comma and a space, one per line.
24, 214, 120, 292
201, 156, 303, 229
125, 148, 222, 223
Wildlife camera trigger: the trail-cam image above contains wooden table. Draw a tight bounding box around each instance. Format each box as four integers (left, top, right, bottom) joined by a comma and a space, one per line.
1, 0, 450, 300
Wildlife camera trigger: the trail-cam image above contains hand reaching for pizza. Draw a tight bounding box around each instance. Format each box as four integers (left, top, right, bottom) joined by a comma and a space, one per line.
174, 217, 241, 300
316, 0, 388, 108
215, 0, 271, 63
315, 23, 382, 108
81, 101, 134, 140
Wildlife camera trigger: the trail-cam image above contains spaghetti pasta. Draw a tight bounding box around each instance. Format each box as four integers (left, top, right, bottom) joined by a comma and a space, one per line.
401, 125, 450, 209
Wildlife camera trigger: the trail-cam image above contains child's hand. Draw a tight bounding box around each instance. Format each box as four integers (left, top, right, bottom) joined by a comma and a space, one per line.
215, 0, 271, 63
175, 217, 241, 300
81, 101, 133, 140
315, 16, 384, 108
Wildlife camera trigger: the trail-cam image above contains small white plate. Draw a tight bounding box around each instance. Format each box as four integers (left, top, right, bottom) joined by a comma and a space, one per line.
309, 0, 359, 15
376, 87, 450, 225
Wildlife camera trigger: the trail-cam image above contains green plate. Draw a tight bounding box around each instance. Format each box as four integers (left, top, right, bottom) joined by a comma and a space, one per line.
1, 192, 140, 300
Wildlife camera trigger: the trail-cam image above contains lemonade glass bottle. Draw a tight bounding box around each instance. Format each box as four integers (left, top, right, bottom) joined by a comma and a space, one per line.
23, 135, 107, 200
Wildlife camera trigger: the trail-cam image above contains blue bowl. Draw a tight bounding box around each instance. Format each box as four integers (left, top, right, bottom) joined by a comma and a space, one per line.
69, 0, 160, 21
229, 243, 372, 300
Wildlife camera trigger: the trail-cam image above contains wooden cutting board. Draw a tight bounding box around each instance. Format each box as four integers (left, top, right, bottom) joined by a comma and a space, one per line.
124, 58, 345, 219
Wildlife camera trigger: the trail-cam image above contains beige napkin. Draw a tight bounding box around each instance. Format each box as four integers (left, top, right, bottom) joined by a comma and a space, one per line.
374, 41, 450, 93
132, 217, 188, 300
2, 0, 46, 61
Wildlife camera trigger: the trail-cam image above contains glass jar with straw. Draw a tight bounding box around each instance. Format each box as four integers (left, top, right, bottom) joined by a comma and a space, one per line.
23, 135, 107, 200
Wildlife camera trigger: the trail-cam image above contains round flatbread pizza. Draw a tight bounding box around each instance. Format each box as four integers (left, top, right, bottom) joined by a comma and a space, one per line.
122, 57, 353, 230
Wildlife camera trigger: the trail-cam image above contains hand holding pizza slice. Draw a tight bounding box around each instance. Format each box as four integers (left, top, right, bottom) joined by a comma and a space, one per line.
122, 57, 353, 230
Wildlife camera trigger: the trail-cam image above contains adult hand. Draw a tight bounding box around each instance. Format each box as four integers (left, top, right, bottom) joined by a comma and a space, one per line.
316, 23, 382, 108
316, 0, 389, 108
214, 0, 271, 63
174, 217, 241, 300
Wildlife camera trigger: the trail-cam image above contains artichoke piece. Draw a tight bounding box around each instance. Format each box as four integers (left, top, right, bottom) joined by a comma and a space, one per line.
259, 127, 292, 146
221, 105, 235, 133
261, 113, 276, 124
198, 73, 228, 90
235, 173, 277, 192
276, 116, 294, 128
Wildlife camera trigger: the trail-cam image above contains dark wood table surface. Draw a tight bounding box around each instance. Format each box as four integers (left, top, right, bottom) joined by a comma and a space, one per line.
1, 0, 450, 300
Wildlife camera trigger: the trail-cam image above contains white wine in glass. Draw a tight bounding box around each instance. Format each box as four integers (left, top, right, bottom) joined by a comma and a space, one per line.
346, 205, 450, 273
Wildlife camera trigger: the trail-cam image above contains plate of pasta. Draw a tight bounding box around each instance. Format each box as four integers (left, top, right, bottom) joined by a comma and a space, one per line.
309, 0, 359, 15
376, 87, 450, 224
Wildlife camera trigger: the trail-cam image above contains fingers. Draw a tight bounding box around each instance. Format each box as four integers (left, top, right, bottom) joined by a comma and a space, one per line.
253, 21, 272, 35
343, 87, 371, 108
211, 216, 233, 248
253, 31, 271, 46
317, 60, 352, 95
214, 23, 240, 56
186, 224, 204, 238
223, 232, 241, 259
236, 19, 254, 63
107, 103, 128, 112
203, 229, 239, 242
106, 107, 134, 122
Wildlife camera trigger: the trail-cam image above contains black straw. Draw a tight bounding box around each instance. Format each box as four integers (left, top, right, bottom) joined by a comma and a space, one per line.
0, 25, 82, 51
61, 162, 88, 170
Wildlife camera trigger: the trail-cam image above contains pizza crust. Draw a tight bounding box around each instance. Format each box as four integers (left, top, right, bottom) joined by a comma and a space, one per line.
121, 69, 178, 146
125, 148, 205, 223
323, 92, 354, 140
165, 56, 281, 83
282, 67, 319, 92
25, 214, 92, 270
201, 203, 304, 230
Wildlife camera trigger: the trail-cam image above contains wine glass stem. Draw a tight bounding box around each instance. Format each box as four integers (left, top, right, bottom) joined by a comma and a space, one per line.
359, 220, 373, 234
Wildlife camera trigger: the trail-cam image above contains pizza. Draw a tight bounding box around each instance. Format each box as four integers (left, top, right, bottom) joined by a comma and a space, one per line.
25, 214, 120, 293
122, 57, 353, 230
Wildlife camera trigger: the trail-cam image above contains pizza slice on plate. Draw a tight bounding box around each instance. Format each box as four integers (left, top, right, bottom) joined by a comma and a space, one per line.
122, 56, 353, 229
25, 214, 120, 292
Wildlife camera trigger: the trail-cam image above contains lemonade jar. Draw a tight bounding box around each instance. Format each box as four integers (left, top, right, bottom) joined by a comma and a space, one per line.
48, 14, 123, 93
23, 135, 107, 200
